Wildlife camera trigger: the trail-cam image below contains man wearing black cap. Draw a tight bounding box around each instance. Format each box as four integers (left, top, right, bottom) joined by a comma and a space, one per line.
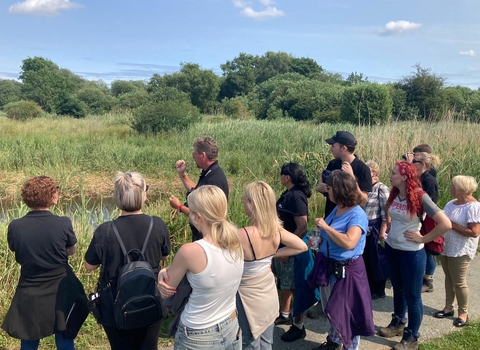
317, 131, 372, 217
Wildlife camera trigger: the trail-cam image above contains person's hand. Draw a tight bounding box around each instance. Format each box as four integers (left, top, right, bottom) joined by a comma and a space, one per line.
315, 217, 327, 230
403, 229, 424, 243
379, 231, 387, 242
307, 236, 314, 248
175, 160, 188, 175
341, 161, 354, 176
316, 182, 327, 193
405, 152, 414, 163
169, 195, 181, 210
157, 268, 176, 298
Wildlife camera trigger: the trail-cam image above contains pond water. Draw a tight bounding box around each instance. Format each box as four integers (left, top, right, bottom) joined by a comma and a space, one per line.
0, 196, 118, 226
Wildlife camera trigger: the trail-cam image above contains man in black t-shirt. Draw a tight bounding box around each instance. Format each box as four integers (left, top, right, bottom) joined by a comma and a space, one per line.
317, 131, 372, 217
169, 136, 229, 241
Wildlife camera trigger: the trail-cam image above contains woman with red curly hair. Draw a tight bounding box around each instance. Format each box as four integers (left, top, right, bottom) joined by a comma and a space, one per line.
2, 176, 88, 350
378, 162, 450, 350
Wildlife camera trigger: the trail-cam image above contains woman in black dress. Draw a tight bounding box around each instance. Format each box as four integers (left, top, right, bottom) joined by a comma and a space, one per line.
2, 176, 87, 350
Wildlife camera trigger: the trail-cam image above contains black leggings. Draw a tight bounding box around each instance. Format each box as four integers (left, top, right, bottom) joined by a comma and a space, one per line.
103, 320, 162, 350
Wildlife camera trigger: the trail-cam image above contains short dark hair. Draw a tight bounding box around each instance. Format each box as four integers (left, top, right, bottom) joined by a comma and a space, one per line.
413, 144, 432, 154
21, 176, 58, 209
194, 136, 218, 161
325, 170, 361, 208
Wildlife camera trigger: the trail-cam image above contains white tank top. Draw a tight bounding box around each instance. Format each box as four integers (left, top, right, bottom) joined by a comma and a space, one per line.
181, 239, 244, 329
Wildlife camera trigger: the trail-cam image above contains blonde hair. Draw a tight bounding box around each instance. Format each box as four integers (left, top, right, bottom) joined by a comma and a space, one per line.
113, 171, 146, 212
452, 175, 478, 195
187, 185, 242, 260
414, 152, 441, 170
366, 160, 380, 179
244, 181, 282, 238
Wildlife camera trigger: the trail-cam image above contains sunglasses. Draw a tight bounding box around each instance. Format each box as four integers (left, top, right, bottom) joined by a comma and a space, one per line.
412, 159, 423, 164
145, 185, 149, 192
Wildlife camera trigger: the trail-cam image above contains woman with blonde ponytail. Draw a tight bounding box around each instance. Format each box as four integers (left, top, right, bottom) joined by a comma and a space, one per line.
237, 181, 307, 349
158, 185, 244, 350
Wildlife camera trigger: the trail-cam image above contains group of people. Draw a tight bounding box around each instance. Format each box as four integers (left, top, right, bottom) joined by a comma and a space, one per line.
2, 134, 479, 350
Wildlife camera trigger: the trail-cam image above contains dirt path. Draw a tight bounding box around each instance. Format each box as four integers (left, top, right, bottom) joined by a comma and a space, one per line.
160, 255, 480, 349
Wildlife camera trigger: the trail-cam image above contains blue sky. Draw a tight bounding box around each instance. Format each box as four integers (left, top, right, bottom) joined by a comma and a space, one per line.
1, 0, 479, 88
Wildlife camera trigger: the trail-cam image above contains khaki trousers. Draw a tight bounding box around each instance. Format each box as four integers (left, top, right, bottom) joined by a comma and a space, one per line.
440, 254, 471, 315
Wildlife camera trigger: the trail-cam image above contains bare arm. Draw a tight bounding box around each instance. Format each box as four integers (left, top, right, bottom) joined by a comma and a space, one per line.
404, 211, 452, 243
66, 243, 77, 256
315, 217, 363, 250
451, 221, 480, 238
274, 228, 308, 258
85, 261, 99, 271
293, 215, 308, 239
175, 160, 197, 191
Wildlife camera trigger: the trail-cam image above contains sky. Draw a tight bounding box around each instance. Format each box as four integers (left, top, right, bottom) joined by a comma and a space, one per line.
1, 0, 480, 88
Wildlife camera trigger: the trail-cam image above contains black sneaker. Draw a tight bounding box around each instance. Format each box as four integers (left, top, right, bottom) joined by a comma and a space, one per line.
274, 313, 292, 325
281, 325, 306, 342
312, 340, 343, 350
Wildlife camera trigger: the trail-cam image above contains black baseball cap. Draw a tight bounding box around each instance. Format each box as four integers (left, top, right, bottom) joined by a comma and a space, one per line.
325, 131, 357, 146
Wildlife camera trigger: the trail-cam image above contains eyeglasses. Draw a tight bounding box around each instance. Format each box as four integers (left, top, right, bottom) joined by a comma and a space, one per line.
412, 159, 423, 164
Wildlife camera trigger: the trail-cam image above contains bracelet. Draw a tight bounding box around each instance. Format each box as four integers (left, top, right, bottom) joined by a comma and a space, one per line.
177, 204, 183, 212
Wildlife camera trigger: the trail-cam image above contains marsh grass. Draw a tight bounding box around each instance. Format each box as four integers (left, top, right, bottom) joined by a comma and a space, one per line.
1, 114, 480, 348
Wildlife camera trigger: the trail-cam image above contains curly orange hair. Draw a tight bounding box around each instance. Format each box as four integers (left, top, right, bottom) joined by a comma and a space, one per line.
387, 161, 423, 218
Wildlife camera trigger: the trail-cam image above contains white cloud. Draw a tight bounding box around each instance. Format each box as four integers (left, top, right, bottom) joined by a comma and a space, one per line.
379, 20, 422, 36
459, 50, 476, 57
9, 0, 83, 16
233, 0, 285, 20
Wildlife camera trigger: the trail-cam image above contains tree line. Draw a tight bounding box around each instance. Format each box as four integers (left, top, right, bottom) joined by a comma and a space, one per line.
1, 53, 480, 133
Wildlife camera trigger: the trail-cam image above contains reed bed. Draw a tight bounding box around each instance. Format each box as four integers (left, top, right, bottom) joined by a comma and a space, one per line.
1, 113, 480, 348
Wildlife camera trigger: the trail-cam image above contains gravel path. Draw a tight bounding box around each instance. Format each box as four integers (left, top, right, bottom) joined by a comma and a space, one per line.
160, 256, 480, 349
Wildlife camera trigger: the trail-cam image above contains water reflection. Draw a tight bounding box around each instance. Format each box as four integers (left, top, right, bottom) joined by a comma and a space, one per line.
0, 196, 118, 227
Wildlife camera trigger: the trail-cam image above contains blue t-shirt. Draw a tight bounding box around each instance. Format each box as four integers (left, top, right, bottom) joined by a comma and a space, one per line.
319, 205, 368, 261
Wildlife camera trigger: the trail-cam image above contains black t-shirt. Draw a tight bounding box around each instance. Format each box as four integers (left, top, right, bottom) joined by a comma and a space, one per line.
421, 171, 438, 203
324, 156, 372, 217
187, 161, 229, 241
8, 211, 77, 277
84, 214, 171, 289
276, 187, 309, 234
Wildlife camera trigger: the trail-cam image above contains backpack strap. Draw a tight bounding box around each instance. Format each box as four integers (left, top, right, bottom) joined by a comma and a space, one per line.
111, 216, 154, 263
111, 220, 130, 263
141, 216, 154, 255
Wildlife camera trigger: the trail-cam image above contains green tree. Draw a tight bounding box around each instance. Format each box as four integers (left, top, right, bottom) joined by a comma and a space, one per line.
131, 100, 201, 135
76, 81, 114, 114
399, 64, 445, 119
56, 92, 88, 118
219, 53, 259, 99
0, 79, 22, 109
20, 57, 77, 113
345, 72, 368, 86
111, 80, 146, 97
4, 100, 43, 121
290, 57, 323, 77
163, 63, 220, 113
340, 83, 392, 125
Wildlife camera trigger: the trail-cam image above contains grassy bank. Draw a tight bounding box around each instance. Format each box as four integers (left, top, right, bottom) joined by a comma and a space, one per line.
1, 113, 480, 349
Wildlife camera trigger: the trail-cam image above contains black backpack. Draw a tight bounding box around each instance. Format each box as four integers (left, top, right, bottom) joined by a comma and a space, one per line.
111, 217, 163, 330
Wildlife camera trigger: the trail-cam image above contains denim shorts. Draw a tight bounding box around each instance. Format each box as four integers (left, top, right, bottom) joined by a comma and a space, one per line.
174, 312, 241, 350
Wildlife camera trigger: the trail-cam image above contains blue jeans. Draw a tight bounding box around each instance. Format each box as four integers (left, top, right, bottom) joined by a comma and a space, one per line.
175, 314, 241, 350
21, 332, 74, 350
425, 251, 437, 275
237, 295, 274, 350
386, 244, 426, 338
